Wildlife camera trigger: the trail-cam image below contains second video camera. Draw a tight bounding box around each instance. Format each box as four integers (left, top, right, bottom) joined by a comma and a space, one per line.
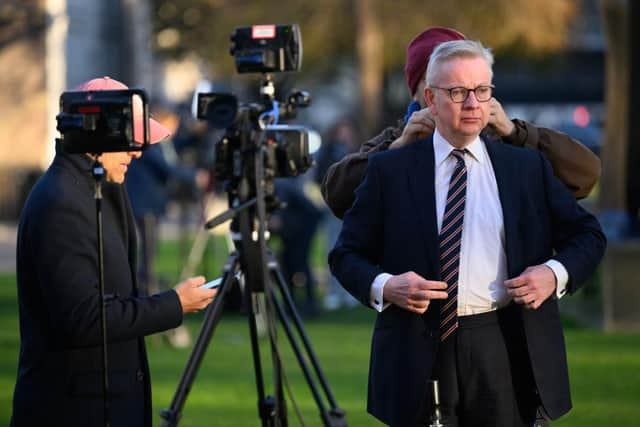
196, 24, 314, 184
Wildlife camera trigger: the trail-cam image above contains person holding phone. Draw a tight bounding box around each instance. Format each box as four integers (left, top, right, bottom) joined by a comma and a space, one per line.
11, 77, 217, 427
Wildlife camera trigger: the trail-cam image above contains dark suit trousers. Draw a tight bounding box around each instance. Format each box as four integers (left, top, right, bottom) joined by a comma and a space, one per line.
417, 304, 549, 427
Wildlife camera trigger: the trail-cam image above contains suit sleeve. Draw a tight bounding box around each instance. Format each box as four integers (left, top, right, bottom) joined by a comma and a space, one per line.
321, 126, 401, 219
328, 155, 386, 305
537, 152, 607, 293
505, 119, 601, 199
30, 194, 183, 349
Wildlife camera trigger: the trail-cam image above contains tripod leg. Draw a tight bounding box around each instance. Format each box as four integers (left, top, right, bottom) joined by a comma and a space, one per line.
246, 290, 281, 427
268, 259, 347, 427
160, 254, 240, 427
261, 262, 287, 427
268, 277, 328, 414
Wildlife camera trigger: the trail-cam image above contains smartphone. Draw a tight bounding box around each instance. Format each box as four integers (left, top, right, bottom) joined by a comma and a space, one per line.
199, 272, 241, 289
200, 278, 223, 290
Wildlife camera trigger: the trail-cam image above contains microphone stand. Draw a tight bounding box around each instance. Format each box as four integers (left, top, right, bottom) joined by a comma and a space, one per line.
428, 380, 445, 427
92, 157, 111, 427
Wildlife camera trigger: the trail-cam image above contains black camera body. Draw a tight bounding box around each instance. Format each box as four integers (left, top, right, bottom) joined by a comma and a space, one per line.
264, 125, 312, 177
197, 92, 312, 183
56, 89, 149, 154
214, 123, 312, 181
196, 24, 314, 201
230, 24, 302, 74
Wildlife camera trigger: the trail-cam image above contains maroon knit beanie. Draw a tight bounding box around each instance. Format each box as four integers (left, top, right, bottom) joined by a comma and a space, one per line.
405, 27, 466, 96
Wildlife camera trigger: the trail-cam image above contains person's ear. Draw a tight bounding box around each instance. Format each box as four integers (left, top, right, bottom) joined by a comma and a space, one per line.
424, 86, 437, 115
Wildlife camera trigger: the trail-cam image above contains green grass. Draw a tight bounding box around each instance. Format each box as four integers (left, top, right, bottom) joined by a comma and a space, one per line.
147, 309, 379, 427
1, 235, 639, 426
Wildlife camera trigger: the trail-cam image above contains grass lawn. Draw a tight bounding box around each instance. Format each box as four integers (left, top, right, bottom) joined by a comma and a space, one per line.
1, 235, 639, 426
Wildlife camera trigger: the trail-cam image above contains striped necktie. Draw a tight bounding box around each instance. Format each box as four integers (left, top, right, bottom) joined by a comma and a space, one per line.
439, 149, 468, 341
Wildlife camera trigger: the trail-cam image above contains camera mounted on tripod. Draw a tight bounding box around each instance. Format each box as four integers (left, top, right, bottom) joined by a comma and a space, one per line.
56, 89, 150, 154
196, 24, 314, 210
162, 24, 347, 427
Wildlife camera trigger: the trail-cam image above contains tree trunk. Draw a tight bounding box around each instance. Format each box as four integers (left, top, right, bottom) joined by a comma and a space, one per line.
355, 0, 383, 137
626, 0, 640, 233
121, 0, 154, 91
599, 0, 631, 236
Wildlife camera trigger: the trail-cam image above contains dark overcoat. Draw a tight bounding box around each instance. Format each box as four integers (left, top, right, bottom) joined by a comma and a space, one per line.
12, 152, 183, 426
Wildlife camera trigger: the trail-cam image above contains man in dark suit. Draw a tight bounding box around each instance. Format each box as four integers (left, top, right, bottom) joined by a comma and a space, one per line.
11, 77, 217, 427
329, 41, 606, 427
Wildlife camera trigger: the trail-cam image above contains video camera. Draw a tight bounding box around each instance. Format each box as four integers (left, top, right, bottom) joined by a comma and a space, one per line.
55, 89, 149, 154
230, 24, 302, 74
196, 24, 314, 198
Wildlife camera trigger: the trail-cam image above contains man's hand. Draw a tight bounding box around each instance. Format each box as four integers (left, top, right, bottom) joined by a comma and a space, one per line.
383, 271, 448, 314
390, 108, 436, 149
174, 276, 218, 314
487, 98, 516, 137
504, 265, 557, 310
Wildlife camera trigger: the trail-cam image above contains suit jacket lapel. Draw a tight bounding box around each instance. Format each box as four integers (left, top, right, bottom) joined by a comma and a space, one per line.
484, 139, 520, 277
407, 138, 440, 278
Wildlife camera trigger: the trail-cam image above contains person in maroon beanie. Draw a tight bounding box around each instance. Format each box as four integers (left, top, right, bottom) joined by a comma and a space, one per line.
321, 26, 601, 219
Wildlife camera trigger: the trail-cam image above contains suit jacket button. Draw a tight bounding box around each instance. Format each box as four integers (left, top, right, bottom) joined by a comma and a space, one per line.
136, 369, 144, 382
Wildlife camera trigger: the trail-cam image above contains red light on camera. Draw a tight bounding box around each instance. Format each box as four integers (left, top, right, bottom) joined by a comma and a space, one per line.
78, 105, 101, 114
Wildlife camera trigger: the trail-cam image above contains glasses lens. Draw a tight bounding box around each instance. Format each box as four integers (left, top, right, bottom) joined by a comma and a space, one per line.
476, 86, 492, 101
450, 88, 468, 103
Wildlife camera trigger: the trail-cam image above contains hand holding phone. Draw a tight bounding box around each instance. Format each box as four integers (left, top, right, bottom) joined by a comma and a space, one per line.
200, 278, 223, 289
199, 272, 241, 289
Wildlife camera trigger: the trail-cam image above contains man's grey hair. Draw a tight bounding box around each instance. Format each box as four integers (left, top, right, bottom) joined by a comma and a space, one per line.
425, 40, 494, 86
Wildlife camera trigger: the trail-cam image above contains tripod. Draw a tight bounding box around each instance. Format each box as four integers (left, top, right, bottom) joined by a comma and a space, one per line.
160, 145, 347, 427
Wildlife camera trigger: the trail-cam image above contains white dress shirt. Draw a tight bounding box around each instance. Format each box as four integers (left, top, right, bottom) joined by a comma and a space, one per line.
370, 130, 568, 313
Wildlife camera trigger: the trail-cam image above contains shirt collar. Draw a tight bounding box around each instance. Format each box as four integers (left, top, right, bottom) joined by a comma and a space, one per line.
433, 128, 485, 166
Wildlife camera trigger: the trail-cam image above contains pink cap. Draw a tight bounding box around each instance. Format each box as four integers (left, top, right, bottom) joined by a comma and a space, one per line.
74, 76, 171, 144
404, 27, 466, 96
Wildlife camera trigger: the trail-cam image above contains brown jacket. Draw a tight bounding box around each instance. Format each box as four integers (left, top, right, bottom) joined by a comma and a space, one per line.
321, 119, 601, 218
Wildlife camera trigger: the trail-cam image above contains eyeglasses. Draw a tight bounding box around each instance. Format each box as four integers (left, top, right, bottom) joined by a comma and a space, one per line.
430, 85, 495, 103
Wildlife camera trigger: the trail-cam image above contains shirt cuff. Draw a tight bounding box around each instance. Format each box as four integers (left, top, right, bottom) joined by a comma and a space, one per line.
371, 273, 392, 312
544, 259, 569, 298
